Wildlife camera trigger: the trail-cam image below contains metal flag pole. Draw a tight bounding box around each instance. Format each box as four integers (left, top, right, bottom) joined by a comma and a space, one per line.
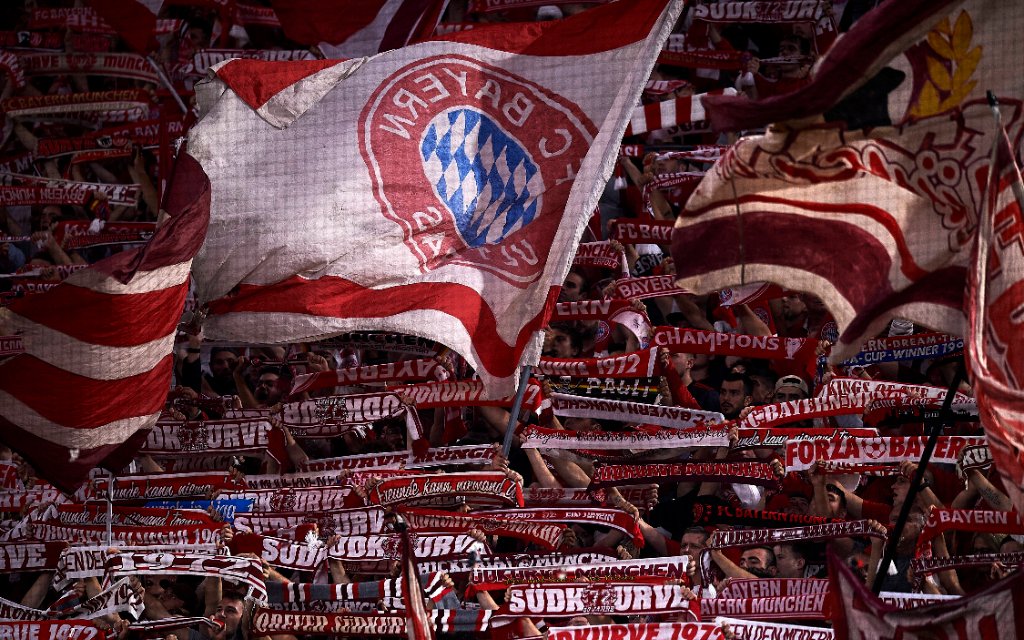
106, 470, 115, 546
871, 364, 966, 593
501, 365, 534, 459
147, 56, 189, 115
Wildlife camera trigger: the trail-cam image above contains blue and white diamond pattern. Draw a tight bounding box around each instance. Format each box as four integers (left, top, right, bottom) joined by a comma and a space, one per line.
420, 108, 544, 248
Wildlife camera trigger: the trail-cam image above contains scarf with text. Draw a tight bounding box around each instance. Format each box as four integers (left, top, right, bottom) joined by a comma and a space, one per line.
250, 608, 489, 635
739, 396, 872, 430
547, 378, 663, 406
0, 621, 105, 640
37, 119, 187, 157
365, 472, 523, 508
785, 436, 987, 472
658, 48, 747, 70
234, 507, 384, 537
612, 275, 691, 301
842, 332, 963, 366
573, 241, 628, 273
522, 424, 729, 451
915, 509, 1024, 557
26, 522, 224, 547
471, 556, 687, 589
522, 487, 650, 510
18, 53, 158, 83
56, 578, 144, 620
0, 31, 64, 48
387, 379, 543, 412
910, 552, 1024, 589
266, 575, 450, 605
467, 0, 610, 13
315, 332, 438, 357
40, 504, 216, 528
816, 378, 974, 404
0, 484, 63, 512
399, 508, 563, 549
550, 393, 725, 428
712, 618, 833, 640
690, 502, 843, 529
609, 219, 675, 245
654, 328, 818, 373
418, 548, 616, 575
700, 595, 827, 621
537, 349, 659, 380
467, 507, 642, 546
690, 1, 827, 23
734, 427, 877, 450
0, 597, 47, 622
0, 542, 65, 573
290, 358, 449, 395
877, 592, 964, 609
701, 521, 885, 583
0, 89, 149, 121
550, 623, 724, 640
0, 185, 91, 207
591, 461, 778, 489
220, 486, 353, 511
182, 48, 315, 77
53, 544, 221, 589
499, 582, 697, 618
127, 617, 222, 636
720, 579, 829, 600
85, 472, 244, 501
143, 419, 286, 463
105, 553, 265, 600
862, 399, 978, 428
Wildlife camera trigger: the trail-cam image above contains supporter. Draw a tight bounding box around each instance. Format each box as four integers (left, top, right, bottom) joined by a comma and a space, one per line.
718, 371, 753, 419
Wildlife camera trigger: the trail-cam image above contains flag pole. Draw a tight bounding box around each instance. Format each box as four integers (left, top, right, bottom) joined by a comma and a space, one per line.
147, 56, 189, 115
106, 470, 114, 546
501, 365, 533, 459
870, 363, 965, 593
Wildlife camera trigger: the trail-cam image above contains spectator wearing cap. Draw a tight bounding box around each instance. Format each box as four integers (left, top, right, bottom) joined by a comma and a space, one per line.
774, 375, 809, 402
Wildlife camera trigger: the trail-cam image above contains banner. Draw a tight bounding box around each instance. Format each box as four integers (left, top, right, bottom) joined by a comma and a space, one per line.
500, 582, 696, 617
550, 393, 725, 428
785, 436, 987, 471
550, 623, 724, 640
472, 556, 687, 586
591, 461, 779, 488
842, 332, 964, 366
535, 349, 658, 379
521, 424, 729, 450
713, 618, 833, 640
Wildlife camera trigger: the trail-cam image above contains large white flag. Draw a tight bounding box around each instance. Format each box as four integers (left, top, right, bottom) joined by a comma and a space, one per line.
188, 0, 681, 396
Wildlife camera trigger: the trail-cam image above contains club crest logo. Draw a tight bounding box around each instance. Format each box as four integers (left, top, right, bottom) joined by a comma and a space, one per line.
360, 55, 596, 287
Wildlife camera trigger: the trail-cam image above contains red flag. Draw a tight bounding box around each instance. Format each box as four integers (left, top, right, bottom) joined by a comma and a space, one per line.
85, 0, 164, 54
828, 553, 1024, 639
272, 0, 446, 56
0, 155, 210, 492
400, 527, 434, 640
966, 109, 1024, 513
671, 98, 1024, 363
188, 0, 681, 397
705, 0, 1024, 132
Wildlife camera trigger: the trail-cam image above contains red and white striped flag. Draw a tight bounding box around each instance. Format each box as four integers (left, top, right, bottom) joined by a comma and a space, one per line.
966, 110, 1024, 514
0, 155, 209, 492
671, 97, 1024, 363
624, 88, 736, 137
188, 0, 681, 397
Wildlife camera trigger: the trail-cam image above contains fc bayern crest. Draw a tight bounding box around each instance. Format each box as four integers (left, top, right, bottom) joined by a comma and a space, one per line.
360, 55, 596, 287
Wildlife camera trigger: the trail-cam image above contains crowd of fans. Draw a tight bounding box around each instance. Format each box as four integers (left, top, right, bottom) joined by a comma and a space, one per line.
0, 1, 1015, 640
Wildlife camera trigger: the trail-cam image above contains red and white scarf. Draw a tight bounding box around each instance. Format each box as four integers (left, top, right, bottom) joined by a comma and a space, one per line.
472, 556, 687, 589
0, 484, 63, 512
250, 608, 488, 635
19, 53, 158, 83
712, 618, 833, 640
591, 461, 778, 489
53, 544, 221, 589
290, 358, 449, 395
0, 621, 104, 640
700, 595, 827, 621
56, 577, 144, 620
655, 328, 819, 371
537, 349, 659, 379
37, 118, 187, 157
400, 507, 564, 549
916, 509, 1024, 557
816, 377, 974, 403
41, 504, 216, 528
469, 507, 642, 546
1, 89, 149, 120
144, 419, 287, 463
522, 424, 729, 451
690, 501, 842, 529
624, 89, 737, 137
658, 48, 747, 70
221, 486, 354, 511
739, 396, 872, 430
611, 275, 691, 301
550, 393, 725, 428
499, 582, 696, 617
365, 472, 523, 508
182, 48, 315, 77
0, 542, 64, 573
105, 553, 266, 601
690, 1, 827, 22
235, 506, 383, 537
910, 553, 1024, 590
418, 549, 616, 575
84, 472, 244, 501
54, 221, 154, 247
550, 623, 723, 640
734, 427, 877, 450
0, 597, 47, 621
27, 522, 224, 547
609, 219, 675, 245
573, 241, 627, 273
785, 436, 988, 472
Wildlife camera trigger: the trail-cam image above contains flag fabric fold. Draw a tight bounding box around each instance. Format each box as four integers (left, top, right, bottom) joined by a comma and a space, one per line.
188, 0, 681, 397
0, 154, 210, 492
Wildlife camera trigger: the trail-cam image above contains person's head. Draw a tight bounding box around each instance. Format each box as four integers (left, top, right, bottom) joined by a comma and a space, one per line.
773, 375, 809, 403
161, 582, 195, 616
1000, 536, 1024, 554
543, 323, 581, 358
142, 576, 170, 598
749, 371, 778, 405
560, 270, 588, 302
215, 591, 246, 635
680, 527, 708, 560
670, 352, 696, 376
783, 493, 811, 515
825, 484, 848, 518
209, 348, 239, 381
779, 293, 807, 321
777, 34, 811, 57
719, 371, 753, 419
740, 546, 777, 577
773, 543, 807, 579
254, 366, 284, 405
